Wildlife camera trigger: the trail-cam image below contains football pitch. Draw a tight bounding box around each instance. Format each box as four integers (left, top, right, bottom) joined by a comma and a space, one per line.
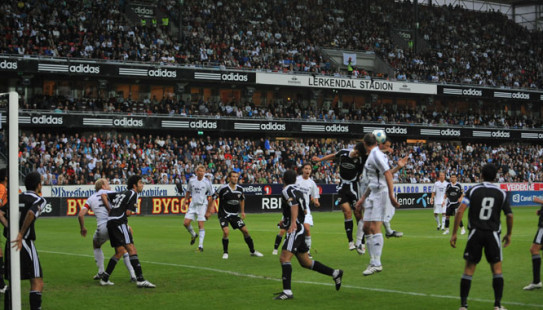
1, 207, 542, 309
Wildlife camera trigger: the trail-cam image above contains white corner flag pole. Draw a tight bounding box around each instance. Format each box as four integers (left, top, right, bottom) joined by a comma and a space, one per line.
8, 91, 22, 310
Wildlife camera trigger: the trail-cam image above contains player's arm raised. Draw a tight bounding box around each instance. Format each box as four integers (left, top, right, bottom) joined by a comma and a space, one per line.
390, 155, 408, 174
312, 153, 335, 163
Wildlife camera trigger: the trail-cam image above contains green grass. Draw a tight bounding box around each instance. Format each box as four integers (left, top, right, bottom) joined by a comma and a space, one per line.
1, 207, 542, 309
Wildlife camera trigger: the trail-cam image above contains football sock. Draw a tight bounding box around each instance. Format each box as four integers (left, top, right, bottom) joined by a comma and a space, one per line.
186, 225, 196, 237
222, 238, 229, 253
123, 252, 136, 278
365, 234, 374, 265
344, 219, 353, 242
310, 260, 334, 276
444, 218, 450, 229
198, 229, 205, 248
244, 236, 255, 253
281, 262, 292, 291
460, 220, 464, 228
274, 234, 283, 250
372, 233, 383, 266
434, 215, 440, 227
4, 286, 10, 309
29, 290, 42, 310
305, 236, 312, 250
460, 274, 472, 308
492, 274, 504, 307
383, 222, 393, 235
356, 219, 364, 245
441, 216, 446, 228
94, 248, 105, 274
129, 255, 144, 281
533, 254, 541, 283
104, 256, 119, 280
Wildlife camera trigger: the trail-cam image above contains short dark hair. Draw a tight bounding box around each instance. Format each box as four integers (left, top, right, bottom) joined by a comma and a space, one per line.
0, 168, 6, 181
450, 172, 457, 177
354, 142, 365, 154
363, 134, 376, 147
481, 164, 497, 182
127, 175, 142, 190
227, 171, 238, 178
283, 170, 297, 185
25, 171, 42, 191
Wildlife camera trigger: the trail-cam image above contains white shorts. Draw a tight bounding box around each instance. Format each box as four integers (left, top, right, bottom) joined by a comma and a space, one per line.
185, 205, 208, 221
384, 203, 395, 223
93, 223, 109, 245
433, 203, 446, 214
364, 190, 391, 222
304, 213, 313, 226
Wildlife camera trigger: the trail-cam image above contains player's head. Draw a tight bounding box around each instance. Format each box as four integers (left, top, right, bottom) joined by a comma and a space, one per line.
0, 168, 7, 183
378, 138, 392, 153
127, 175, 143, 192
95, 178, 110, 191
481, 164, 497, 182
196, 165, 205, 179
363, 133, 377, 150
450, 173, 457, 183
438, 171, 445, 181
301, 163, 312, 178
283, 170, 297, 186
227, 171, 239, 185
25, 171, 42, 193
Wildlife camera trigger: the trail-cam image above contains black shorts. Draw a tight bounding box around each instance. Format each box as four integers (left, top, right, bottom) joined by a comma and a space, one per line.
4, 239, 43, 280
533, 227, 543, 245
282, 228, 309, 254
337, 182, 359, 208
463, 229, 502, 264
219, 215, 245, 230
107, 222, 134, 248
446, 203, 460, 217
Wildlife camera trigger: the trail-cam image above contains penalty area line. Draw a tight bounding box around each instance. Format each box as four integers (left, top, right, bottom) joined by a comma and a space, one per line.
41, 250, 543, 309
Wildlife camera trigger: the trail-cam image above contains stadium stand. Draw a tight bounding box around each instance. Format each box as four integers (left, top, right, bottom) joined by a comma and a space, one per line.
1, 0, 541, 88
18, 131, 543, 186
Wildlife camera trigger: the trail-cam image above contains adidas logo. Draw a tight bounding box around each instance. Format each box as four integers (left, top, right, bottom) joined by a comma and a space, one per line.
0, 60, 17, 70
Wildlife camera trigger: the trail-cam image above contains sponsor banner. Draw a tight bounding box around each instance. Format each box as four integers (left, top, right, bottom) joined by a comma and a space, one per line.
19, 114, 65, 126
420, 128, 462, 137
396, 193, 432, 209
119, 67, 178, 78
36, 198, 61, 217
509, 191, 541, 206
438, 86, 489, 98
161, 119, 219, 130
255, 72, 437, 94
38, 63, 102, 75
472, 130, 511, 139
130, 4, 156, 18
521, 132, 543, 140
494, 90, 534, 101
499, 183, 543, 192
232, 121, 290, 132
0, 59, 19, 71
393, 183, 477, 194
194, 71, 256, 83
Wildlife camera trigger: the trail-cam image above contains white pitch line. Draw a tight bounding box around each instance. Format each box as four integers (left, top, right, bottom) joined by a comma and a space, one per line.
40, 250, 543, 309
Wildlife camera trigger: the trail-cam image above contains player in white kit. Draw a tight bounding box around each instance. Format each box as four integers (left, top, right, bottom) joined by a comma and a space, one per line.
296, 163, 320, 256
183, 165, 216, 252
78, 178, 136, 281
430, 172, 448, 230
360, 134, 400, 276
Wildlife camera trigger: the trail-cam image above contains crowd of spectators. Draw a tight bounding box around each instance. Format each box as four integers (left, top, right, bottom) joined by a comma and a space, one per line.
18, 131, 543, 186
1, 0, 542, 88
24, 94, 541, 129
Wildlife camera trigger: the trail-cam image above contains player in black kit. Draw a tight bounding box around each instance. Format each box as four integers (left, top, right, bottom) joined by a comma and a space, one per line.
442, 173, 466, 235
215, 171, 263, 259
100, 175, 155, 288
450, 164, 513, 310
274, 170, 343, 300
523, 196, 543, 290
4, 172, 45, 310
312, 142, 366, 250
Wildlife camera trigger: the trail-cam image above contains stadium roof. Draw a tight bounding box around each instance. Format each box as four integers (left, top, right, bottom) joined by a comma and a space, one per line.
484, 0, 542, 5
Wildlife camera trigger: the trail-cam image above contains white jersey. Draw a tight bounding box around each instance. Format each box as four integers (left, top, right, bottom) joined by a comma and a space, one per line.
187, 176, 215, 207
83, 189, 114, 226
364, 147, 391, 192
296, 175, 320, 215
432, 180, 448, 205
